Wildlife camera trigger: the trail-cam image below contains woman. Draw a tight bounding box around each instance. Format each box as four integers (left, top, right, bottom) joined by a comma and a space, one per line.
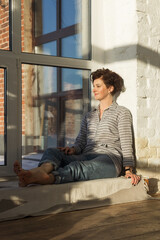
14, 68, 140, 186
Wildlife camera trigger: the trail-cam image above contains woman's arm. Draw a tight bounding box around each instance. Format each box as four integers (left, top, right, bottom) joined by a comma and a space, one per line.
118, 109, 140, 185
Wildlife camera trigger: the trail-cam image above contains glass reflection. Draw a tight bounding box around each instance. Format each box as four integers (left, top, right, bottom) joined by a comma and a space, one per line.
62, 68, 82, 91
22, 64, 58, 157
61, 34, 82, 59
35, 41, 57, 56
22, 64, 90, 158
22, 0, 91, 59
35, 0, 57, 37
61, 0, 81, 28
64, 99, 83, 146
41, 66, 57, 95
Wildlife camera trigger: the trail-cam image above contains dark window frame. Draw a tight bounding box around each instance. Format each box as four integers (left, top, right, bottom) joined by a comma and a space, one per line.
34, 0, 81, 58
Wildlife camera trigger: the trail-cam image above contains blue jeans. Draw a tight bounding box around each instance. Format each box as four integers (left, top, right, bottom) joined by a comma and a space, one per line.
38, 148, 117, 184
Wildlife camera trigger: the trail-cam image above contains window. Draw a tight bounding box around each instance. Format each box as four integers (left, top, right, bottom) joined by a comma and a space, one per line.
22, 0, 91, 59
21, 0, 91, 158
22, 64, 90, 156
0, 0, 92, 176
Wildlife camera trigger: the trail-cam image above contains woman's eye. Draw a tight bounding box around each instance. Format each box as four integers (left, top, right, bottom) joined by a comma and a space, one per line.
93, 85, 100, 88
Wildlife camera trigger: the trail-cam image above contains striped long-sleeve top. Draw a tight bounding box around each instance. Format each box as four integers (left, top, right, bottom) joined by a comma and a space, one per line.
73, 101, 135, 176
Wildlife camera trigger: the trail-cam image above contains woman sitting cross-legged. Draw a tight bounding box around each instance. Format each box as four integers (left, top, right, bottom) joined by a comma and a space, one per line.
14, 68, 141, 187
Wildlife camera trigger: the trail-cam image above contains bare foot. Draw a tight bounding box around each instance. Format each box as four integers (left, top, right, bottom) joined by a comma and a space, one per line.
17, 168, 55, 187
14, 160, 22, 175
14, 161, 27, 187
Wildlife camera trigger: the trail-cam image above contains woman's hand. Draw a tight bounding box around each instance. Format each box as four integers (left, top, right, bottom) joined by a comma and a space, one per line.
125, 172, 141, 185
58, 146, 76, 155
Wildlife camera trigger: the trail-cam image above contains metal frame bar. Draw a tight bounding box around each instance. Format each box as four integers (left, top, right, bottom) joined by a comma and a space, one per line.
0, 51, 93, 70
35, 24, 79, 46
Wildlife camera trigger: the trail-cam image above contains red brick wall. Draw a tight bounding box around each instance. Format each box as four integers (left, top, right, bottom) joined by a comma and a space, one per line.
0, 69, 4, 135
0, 1, 9, 136
0, 1, 9, 50
0, 0, 26, 136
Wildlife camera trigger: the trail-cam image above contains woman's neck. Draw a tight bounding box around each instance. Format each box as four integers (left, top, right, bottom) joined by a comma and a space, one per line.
99, 98, 113, 111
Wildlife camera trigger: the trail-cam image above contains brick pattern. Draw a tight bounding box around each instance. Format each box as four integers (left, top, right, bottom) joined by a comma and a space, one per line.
0, 69, 4, 135
136, 0, 160, 191
0, 0, 26, 141
0, 0, 9, 50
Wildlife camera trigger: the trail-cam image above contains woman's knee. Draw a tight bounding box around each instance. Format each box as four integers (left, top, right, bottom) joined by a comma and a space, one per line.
43, 148, 60, 157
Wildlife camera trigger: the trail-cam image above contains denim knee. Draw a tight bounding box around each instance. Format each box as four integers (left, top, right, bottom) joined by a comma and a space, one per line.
38, 148, 62, 170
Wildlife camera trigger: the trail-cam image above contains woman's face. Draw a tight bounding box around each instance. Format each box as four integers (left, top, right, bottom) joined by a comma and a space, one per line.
92, 78, 113, 101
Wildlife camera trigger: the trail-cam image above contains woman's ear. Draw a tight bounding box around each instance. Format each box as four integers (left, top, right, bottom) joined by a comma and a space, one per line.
109, 85, 114, 94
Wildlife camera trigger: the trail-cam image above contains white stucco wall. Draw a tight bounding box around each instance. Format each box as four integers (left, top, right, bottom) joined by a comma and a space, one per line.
91, 0, 137, 123
136, 0, 160, 193
103, 0, 137, 130
91, 0, 160, 193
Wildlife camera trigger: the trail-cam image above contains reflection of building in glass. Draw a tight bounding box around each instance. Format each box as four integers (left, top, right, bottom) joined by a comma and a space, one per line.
0, 0, 90, 157
22, 64, 88, 155
21, 0, 90, 154
23, 0, 91, 59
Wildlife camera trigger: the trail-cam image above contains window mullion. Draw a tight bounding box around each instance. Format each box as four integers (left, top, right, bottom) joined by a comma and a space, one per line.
21, 53, 93, 70
35, 25, 78, 46
57, 66, 61, 147
11, 0, 21, 54
57, 0, 61, 57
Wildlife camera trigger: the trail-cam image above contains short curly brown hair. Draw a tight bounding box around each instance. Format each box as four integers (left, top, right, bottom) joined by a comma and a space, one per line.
90, 68, 125, 95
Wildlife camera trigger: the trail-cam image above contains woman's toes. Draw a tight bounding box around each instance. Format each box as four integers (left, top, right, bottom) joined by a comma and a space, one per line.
14, 161, 21, 175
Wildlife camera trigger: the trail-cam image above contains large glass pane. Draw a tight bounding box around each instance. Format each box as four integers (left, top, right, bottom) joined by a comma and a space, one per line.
61, 0, 91, 59
22, 0, 91, 59
22, 0, 57, 54
0, 0, 10, 51
0, 68, 5, 165
61, 0, 81, 28
22, 64, 58, 159
60, 67, 90, 146
61, 68, 83, 91
22, 65, 90, 157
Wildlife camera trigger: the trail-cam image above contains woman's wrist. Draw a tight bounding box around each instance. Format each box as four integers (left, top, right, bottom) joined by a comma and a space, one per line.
124, 167, 133, 174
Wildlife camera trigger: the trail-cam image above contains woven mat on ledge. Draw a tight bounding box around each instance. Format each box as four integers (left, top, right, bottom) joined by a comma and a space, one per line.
0, 176, 151, 222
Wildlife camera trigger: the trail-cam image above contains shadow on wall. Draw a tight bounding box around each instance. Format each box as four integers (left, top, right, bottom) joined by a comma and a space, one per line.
103, 44, 160, 67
